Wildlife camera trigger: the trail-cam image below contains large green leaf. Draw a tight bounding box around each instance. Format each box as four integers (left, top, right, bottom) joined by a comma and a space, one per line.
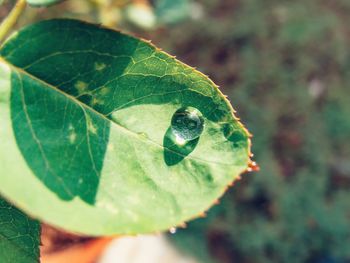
26, 0, 64, 7
0, 197, 40, 263
0, 19, 251, 235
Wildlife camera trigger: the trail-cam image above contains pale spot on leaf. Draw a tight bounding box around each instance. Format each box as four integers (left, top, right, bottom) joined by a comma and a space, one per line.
95, 62, 106, 71
68, 124, 76, 143
75, 80, 88, 94
99, 87, 109, 96
91, 97, 103, 106
88, 122, 97, 134
69, 132, 77, 144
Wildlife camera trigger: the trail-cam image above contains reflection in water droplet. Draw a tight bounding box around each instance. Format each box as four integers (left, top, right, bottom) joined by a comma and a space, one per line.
169, 227, 177, 234
174, 134, 187, 145
171, 107, 204, 143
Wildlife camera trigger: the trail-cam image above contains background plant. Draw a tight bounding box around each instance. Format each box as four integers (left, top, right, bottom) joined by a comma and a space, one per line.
157, 1, 350, 263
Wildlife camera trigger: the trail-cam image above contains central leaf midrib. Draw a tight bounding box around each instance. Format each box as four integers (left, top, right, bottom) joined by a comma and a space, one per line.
0, 57, 237, 166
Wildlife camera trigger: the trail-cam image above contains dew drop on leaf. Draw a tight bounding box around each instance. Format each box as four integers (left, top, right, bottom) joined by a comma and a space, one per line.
171, 107, 204, 143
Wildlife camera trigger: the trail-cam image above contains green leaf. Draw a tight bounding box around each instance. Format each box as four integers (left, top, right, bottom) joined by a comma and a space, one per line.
0, 19, 251, 235
26, 0, 64, 7
0, 197, 40, 263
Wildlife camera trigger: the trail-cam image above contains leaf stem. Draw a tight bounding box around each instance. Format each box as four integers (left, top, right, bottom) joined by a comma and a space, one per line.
0, 0, 27, 43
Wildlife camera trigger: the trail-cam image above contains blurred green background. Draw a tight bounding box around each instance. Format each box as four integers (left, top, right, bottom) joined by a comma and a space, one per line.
2, 0, 350, 262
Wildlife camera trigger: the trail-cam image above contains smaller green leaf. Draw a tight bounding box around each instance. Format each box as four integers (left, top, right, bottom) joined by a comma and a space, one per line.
155, 0, 191, 25
0, 197, 40, 263
26, 0, 64, 7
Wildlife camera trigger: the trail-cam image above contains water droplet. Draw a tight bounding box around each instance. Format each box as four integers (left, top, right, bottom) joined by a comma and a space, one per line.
171, 107, 204, 143
169, 227, 177, 234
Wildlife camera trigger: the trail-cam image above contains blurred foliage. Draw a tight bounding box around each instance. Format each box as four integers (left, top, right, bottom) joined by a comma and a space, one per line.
154, 0, 191, 25
157, 1, 350, 263
1, 0, 350, 262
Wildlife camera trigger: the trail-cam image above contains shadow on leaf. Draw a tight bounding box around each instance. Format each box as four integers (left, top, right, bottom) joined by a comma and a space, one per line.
10, 72, 111, 205
163, 127, 199, 166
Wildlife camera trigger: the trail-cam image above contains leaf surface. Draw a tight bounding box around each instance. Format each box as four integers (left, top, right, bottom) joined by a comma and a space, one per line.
0, 19, 251, 235
0, 197, 40, 263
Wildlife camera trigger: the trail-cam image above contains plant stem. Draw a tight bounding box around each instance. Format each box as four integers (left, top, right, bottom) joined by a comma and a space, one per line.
0, 0, 27, 43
